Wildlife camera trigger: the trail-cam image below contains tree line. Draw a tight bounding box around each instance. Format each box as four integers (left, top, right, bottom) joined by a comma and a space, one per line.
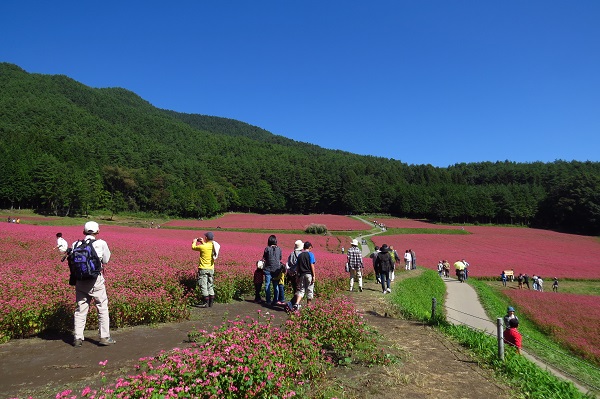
1, 63, 599, 235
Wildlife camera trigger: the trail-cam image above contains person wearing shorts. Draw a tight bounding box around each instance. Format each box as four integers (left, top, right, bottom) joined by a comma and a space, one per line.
287, 241, 315, 311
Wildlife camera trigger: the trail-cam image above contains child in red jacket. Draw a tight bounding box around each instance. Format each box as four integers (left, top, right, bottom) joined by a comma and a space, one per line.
503, 317, 522, 354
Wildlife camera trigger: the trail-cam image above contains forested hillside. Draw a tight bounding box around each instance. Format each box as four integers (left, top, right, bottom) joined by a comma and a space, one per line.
1, 63, 599, 234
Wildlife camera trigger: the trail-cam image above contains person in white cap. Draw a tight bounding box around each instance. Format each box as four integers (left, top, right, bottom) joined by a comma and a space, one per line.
72, 221, 114, 347
347, 239, 364, 292
285, 239, 304, 296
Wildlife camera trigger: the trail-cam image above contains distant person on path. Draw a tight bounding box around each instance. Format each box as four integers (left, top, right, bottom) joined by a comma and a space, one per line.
72, 221, 114, 347
404, 250, 412, 271
454, 260, 466, 282
462, 259, 469, 280
261, 235, 283, 306
532, 275, 539, 291
552, 277, 559, 292
501, 271, 507, 287
55, 232, 68, 254
443, 260, 450, 277
503, 306, 519, 328
287, 241, 316, 311
437, 260, 444, 277
537, 276, 544, 292
286, 240, 303, 296
347, 239, 364, 292
503, 318, 522, 355
523, 274, 530, 289
410, 249, 416, 270
253, 261, 264, 303
389, 245, 399, 281
192, 231, 220, 308
375, 244, 394, 294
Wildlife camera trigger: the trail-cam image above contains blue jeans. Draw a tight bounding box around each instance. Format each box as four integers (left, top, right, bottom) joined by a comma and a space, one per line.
275, 284, 285, 302
379, 271, 391, 291
264, 271, 279, 304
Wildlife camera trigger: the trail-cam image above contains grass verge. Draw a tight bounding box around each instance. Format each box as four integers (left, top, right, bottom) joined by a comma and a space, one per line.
391, 270, 595, 398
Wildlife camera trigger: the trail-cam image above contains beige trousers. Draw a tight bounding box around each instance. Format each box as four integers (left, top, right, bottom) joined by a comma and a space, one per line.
74, 274, 110, 340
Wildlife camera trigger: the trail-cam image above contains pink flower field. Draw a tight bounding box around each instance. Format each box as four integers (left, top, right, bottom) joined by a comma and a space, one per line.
0, 223, 349, 341
372, 225, 600, 279
505, 290, 600, 365
164, 213, 370, 231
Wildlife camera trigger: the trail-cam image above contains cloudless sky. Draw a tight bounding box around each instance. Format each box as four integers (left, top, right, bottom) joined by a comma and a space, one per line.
2, 1, 599, 167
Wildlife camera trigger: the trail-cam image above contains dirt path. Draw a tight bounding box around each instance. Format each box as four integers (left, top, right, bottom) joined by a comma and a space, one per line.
0, 275, 512, 399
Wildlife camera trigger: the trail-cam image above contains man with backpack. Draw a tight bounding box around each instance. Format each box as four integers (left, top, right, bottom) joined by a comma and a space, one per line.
70, 221, 114, 347
286, 239, 303, 296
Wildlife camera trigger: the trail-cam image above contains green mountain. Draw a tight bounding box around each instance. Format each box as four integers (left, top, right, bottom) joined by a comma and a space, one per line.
1, 63, 599, 234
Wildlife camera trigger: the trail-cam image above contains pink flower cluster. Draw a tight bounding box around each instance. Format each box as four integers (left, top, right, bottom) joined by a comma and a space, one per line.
164, 213, 369, 231
372, 225, 600, 279
505, 290, 600, 364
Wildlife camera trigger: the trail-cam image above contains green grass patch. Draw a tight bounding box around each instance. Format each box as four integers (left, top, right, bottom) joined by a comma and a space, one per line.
390, 268, 446, 323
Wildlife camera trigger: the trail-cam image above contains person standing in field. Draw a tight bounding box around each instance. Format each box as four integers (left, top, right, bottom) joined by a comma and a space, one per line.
501, 271, 507, 287
262, 235, 283, 306
503, 318, 522, 355
523, 274, 530, 289
552, 277, 559, 292
72, 221, 115, 347
287, 241, 316, 311
192, 231, 220, 308
375, 244, 394, 294
410, 249, 416, 270
55, 232, 68, 254
347, 239, 364, 292
404, 250, 412, 271
537, 276, 544, 292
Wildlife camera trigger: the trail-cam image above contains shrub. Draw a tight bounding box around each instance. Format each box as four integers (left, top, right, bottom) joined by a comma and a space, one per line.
305, 223, 328, 234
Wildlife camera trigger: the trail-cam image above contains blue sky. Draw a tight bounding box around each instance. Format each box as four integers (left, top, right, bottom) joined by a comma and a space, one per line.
2, 1, 599, 167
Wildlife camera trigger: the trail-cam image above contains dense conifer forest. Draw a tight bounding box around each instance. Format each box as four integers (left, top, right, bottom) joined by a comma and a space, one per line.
1, 63, 599, 234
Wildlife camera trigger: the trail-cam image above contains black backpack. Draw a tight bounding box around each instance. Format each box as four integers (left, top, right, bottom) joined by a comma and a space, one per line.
68, 238, 102, 280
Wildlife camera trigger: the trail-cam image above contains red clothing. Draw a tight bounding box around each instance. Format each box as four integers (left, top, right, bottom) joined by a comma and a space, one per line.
503, 327, 522, 349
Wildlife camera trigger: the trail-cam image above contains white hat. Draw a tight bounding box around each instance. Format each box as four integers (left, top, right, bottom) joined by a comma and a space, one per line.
351, 239, 359, 246
84, 221, 99, 234
294, 240, 303, 250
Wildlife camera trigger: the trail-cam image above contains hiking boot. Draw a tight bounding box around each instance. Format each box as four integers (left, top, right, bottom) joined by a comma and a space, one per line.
99, 337, 116, 346
359, 286, 363, 292
73, 338, 82, 348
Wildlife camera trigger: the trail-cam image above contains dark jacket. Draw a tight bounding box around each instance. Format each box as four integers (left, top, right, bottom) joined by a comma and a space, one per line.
262, 246, 282, 273
375, 252, 394, 273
